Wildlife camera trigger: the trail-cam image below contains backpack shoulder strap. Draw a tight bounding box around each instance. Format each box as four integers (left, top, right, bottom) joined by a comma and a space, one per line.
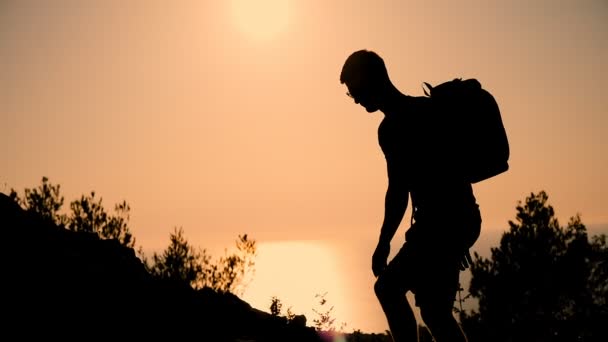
422, 82, 433, 97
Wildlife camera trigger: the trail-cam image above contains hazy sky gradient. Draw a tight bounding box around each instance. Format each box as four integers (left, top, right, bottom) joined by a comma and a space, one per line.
2, 0, 606, 333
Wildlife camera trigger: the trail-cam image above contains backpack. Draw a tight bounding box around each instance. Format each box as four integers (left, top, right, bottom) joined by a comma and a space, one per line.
422, 78, 510, 184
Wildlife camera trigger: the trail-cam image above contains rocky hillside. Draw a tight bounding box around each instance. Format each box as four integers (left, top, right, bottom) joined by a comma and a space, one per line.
0, 192, 322, 341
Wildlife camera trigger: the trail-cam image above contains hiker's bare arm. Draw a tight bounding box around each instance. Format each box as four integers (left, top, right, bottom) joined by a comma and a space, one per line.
378, 159, 409, 246
372, 158, 409, 277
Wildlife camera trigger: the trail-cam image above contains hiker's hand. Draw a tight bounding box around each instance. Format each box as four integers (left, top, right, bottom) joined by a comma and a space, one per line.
458, 249, 473, 270
372, 242, 390, 277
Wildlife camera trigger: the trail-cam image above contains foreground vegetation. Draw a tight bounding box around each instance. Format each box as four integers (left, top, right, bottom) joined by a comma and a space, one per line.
8, 177, 607, 341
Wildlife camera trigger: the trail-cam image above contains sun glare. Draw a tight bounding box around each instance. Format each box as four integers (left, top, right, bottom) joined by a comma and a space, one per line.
242, 241, 352, 329
229, 0, 291, 41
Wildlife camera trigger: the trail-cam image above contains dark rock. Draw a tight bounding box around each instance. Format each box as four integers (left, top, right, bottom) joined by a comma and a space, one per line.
0, 192, 322, 341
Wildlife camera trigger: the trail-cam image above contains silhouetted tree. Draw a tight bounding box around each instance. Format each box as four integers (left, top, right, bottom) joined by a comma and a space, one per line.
312, 292, 337, 332
146, 229, 257, 295
270, 296, 283, 316
69, 192, 135, 248
147, 226, 209, 288
10, 176, 67, 226
10, 177, 135, 248
205, 234, 257, 296
461, 191, 608, 342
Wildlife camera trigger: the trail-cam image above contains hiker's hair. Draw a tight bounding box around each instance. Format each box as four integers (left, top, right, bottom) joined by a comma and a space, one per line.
340, 49, 389, 86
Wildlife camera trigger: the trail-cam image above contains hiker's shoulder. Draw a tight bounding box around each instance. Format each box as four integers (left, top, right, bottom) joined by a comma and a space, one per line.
408, 95, 432, 112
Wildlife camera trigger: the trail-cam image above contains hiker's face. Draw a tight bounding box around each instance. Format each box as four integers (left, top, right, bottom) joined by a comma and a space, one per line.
346, 84, 380, 113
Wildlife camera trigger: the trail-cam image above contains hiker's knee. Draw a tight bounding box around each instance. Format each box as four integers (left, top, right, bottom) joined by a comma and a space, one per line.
419, 304, 454, 328
374, 275, 401, 301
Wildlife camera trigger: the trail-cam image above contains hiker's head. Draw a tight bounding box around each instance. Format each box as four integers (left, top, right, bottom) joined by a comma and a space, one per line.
340, 49, 391, 112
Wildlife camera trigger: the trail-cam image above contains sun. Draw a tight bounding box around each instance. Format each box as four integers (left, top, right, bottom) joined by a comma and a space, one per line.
229, 0, 292, 41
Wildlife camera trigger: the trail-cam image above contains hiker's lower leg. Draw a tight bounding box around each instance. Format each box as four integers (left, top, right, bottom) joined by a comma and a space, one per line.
420, 305, 467, 342
375, 279, 418, 342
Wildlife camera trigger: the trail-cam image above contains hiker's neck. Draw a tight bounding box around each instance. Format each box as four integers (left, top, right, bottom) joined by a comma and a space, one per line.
380, 85, 412, 116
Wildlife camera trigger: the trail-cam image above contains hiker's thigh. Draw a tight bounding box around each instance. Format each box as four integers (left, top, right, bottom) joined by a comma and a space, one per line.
419, 293, 458, 328
413, 254, 461, 311
374, 243, 418, 298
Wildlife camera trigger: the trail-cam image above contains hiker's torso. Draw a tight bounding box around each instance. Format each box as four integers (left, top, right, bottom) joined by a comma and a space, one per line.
378, 96, 479, 241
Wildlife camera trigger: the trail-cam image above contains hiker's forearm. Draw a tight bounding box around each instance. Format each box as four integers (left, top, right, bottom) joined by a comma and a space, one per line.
379, 184, 408, 245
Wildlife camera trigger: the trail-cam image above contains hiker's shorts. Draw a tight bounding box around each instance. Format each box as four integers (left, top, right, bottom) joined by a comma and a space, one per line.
376, 241, 462, 310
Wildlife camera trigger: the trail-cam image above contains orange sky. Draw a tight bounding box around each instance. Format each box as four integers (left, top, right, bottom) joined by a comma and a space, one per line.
2, 0, 607, 334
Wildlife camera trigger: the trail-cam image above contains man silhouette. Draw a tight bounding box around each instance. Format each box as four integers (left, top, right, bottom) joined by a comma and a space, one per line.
340, 50, 481, 342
